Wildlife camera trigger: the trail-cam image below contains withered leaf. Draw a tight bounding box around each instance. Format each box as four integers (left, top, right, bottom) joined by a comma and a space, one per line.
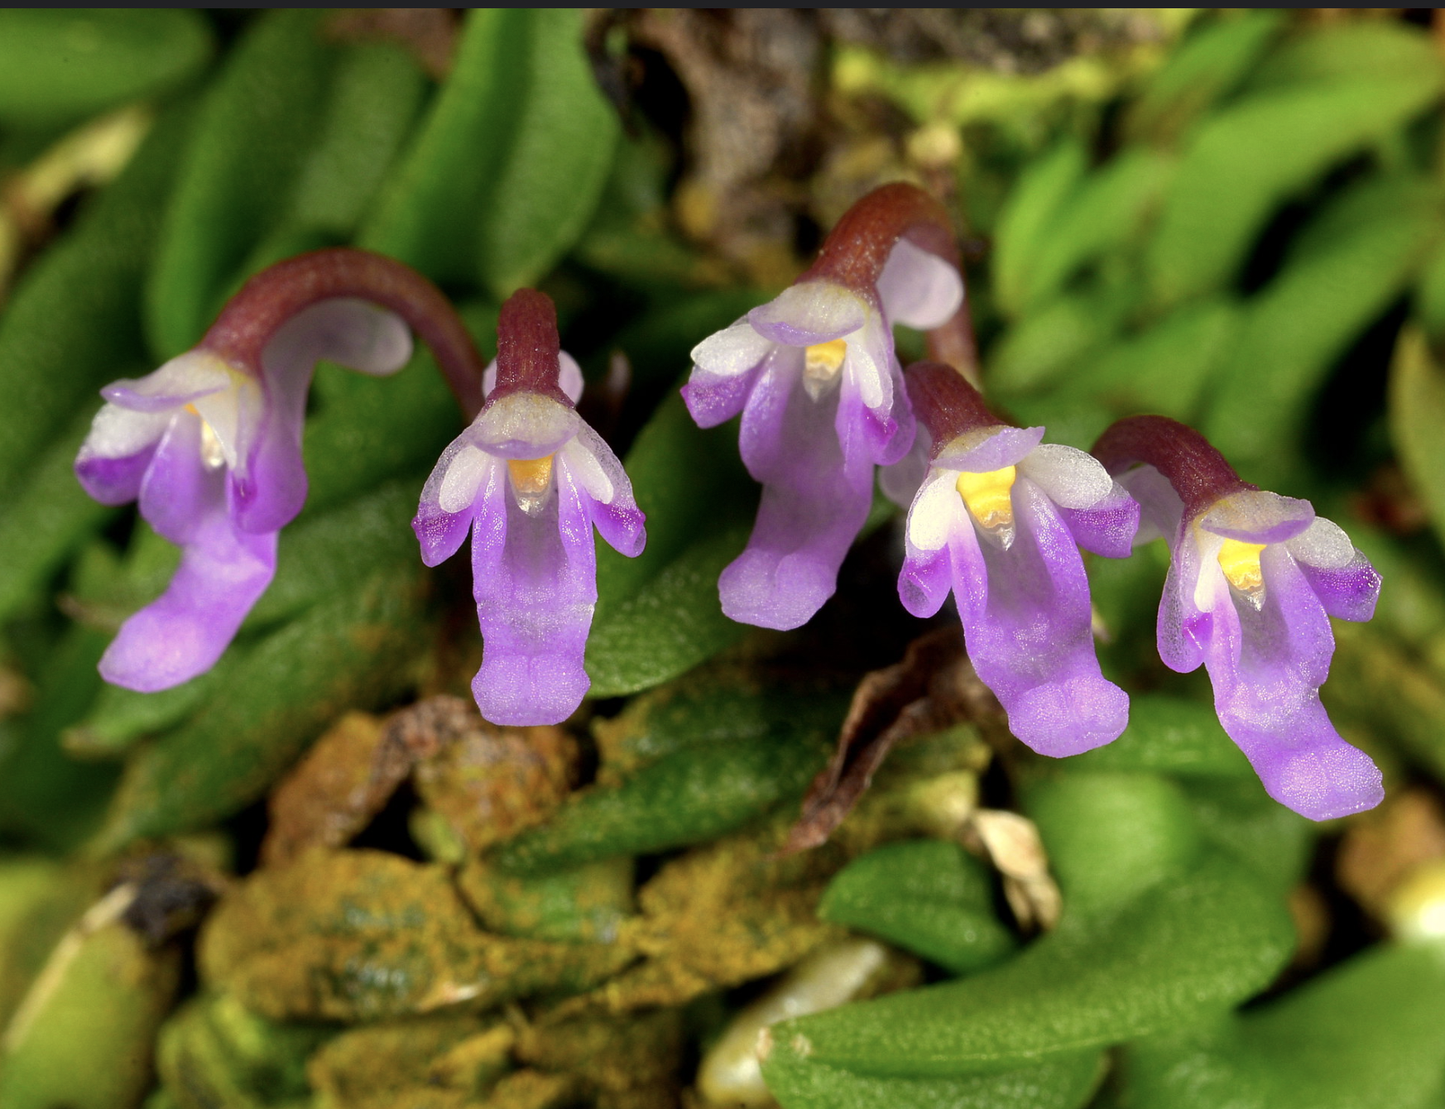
783, 626, 1000, 855
262, 697, 477, 868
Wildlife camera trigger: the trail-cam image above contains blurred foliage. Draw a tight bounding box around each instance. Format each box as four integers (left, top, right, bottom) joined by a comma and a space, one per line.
2, 8, 1445, 1109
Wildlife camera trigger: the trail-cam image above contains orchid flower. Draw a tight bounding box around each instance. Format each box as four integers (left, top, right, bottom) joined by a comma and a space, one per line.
75, 249, 487, 692
683, 183, 971, 630
896, 363, 1139, 756
1093, 415, 1383, 820
413, 289, 645, 726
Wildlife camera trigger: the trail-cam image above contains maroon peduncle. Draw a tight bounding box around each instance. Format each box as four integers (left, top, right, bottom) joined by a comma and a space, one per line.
1091, 415, 1254, 517
806, 183, 977, 381
491, 288, 571, 406
905, 361, 1001, 454
201, 248, 488, 418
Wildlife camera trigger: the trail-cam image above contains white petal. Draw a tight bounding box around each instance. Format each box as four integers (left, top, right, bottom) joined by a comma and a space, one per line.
690, 319, 774, 378
842, 313, 892, 411
907, 470, 964, 551
877, 238, 965, 329
1285, 516, 1357, 570
265, 298, 413, 377
438, 443, 493, 513
559, 351, 585, 403
559, 433, 616, 505
749, 282, 869, 345
190, 373, 262, 472
1116, 463, 1184, 546
1017, 443, 1113, 509
82, 404, 173, 459
471, 392, 579, 456
102, 349, 233, 412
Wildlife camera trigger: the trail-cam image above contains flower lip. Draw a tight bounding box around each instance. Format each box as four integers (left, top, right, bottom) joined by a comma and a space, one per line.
934, 424, 1046, 473
1197, 489, 1314, 545
747, 282, 870, 347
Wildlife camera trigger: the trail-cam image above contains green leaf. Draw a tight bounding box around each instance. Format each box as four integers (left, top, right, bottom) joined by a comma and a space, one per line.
818, 840, 1017, 975
90, 559, 433, 852
0, 626, 120, 852
1066, 696, 1252, 778
992, 139, 1088, 319
246, 480, 425, 629
586, 393, 757, 697
62, 669, 220, 761
1124, 11, 1286, 145
145, 10, 335, 357
363, 9, 617, 292
1179, 776, 1312, 895
1026, 772, 1202, 917
1013, 148, 1176, 312
299, 350, 463, 520
1248, 19, 1443, 91
0, 102, 190, 500
987, 281, 1134, 397
0, 405, 114, 621
1389, 325, 1445, 552
1203, 174, 1442, 484
768, 851, 1294, 1078
764, 1049, 1103, 1109
475, 8, 619, 296
1146, 67, 1443, 308
0, 10, 212, 126
493, 728, 833, 875
1053, 297, 1240, 420
1122, 943, 1445, 1109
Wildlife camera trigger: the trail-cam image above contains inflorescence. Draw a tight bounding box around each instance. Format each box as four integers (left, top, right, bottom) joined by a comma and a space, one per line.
74, 184, 1384, 822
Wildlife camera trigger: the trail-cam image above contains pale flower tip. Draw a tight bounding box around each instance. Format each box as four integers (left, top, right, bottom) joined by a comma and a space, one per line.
1255, 741, 1384, 822
1007, 676, 1129, 758
877, 237, 965, 329
473, 654, 589, 727
719, 549, 837, 632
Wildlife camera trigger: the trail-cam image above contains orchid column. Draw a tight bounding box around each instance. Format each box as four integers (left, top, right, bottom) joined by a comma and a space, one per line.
1093, 415, 1383, 820
683, 184, 970, 630
413, 289, 645, 726
75, 249, 487, 692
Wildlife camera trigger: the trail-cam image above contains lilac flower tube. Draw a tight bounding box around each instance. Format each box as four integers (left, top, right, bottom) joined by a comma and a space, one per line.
683, 184, 969, 630
897, 363, 1139, 756
1093, 415, 1383, 820
413, 289, 645, 726
75, 250, 488, 692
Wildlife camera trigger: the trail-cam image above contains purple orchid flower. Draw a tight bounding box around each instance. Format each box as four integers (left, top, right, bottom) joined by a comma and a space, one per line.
413, 289, 645, 727
75, 249, 488, 692
896, 363, 1140, 757
1093, 415, 1383, 821
683, 183, 971, 630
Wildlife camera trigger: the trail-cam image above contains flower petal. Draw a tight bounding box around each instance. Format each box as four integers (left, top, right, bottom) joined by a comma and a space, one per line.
266, 298, 413, 378
1205, 547, 1382, 820
1115, 463, 1185, 546
470, 392, 579, 458
138, 412, 220, 546
898, 543, 954, 619
935, 425, 1046, 473
880, 425, 931, 508
100, 513, 276, 692
1199, 489, 1314, 544
75, 406, 171, 504
471, 470, 595, 725
724, 357, 874, 629
562, 426, 645, 557
413, 433, 495, 567
1055, 485, 1140, 560
905, 469, 962, 552
954, 480, 1128, 757
876, 238, 964, 329
748, 282, 869, 347
100, 350, 232, 412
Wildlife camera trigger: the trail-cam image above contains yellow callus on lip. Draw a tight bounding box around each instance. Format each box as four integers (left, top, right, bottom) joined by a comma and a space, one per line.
185, 403, 227, 470
956, 466, 1016, 532
803, 339, 848, 398
507, 455, 554, 497
1217, 538, 1266, 594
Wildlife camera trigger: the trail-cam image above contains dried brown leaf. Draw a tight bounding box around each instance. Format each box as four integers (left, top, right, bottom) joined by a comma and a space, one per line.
782, 626, 998, 854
